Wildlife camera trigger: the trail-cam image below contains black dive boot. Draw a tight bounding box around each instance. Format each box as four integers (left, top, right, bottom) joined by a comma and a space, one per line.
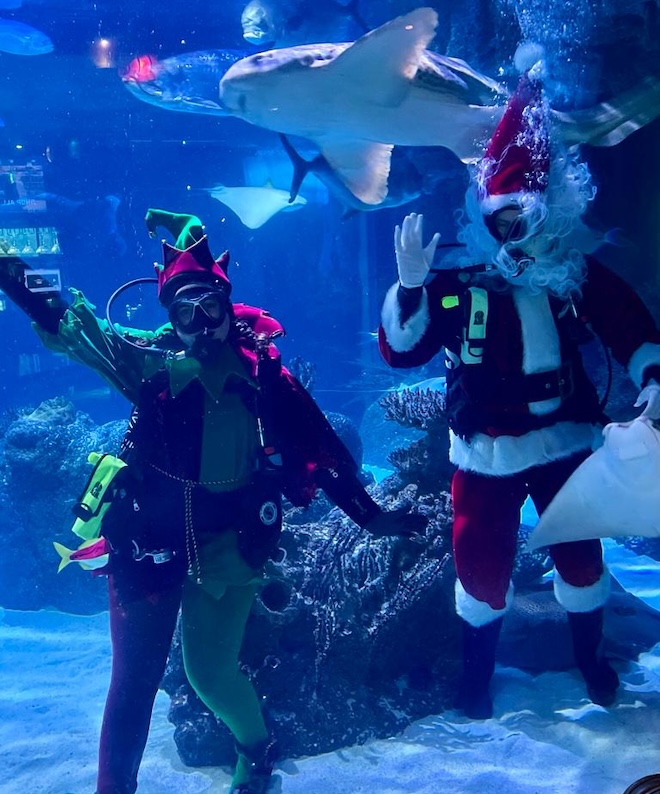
230, 738, 278, 794
454, 617, 503, 719
567, 608, 619, 706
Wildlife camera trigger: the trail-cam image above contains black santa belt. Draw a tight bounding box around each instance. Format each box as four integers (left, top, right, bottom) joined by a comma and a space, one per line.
464, 362, 575, 405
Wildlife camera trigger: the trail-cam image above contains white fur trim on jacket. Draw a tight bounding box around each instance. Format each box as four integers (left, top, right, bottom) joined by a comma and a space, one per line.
513, 289, 561, 416
455, 579, 514, 627
627, 342, 660, 389
553, 568, 610, 613
450, 422, 600, 476
380, 282, 430, 353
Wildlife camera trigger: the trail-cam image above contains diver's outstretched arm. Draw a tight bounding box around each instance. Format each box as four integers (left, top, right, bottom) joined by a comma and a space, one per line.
0, 256, 68, 334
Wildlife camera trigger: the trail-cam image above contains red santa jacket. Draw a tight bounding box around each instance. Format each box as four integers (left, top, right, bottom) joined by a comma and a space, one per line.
379, 256, 660, 475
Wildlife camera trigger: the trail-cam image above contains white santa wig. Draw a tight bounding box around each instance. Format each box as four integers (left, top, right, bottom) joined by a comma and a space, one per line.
457, 147, 595, 299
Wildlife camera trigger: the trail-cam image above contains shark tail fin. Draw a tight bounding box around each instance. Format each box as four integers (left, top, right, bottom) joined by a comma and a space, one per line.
553, 77, 660, 147
279, 134, 311, 202
53, 542, 73, 573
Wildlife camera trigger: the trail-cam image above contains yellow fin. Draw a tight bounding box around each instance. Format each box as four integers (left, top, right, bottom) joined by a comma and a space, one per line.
53, 541, 73, 573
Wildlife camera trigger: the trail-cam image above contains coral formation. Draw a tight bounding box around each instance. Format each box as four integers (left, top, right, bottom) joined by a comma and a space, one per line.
378, 388, 453, 491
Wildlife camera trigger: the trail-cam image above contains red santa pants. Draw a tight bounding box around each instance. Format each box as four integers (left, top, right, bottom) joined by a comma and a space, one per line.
451, 451, 605, 612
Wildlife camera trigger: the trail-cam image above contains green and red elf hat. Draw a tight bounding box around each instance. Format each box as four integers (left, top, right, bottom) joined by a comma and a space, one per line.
145, 209, 231, 306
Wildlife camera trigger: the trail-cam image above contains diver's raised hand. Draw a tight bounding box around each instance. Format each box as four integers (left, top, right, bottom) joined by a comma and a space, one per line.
365, 507, 427, 539
635, 378, 660, 420
395, 212, 441, 288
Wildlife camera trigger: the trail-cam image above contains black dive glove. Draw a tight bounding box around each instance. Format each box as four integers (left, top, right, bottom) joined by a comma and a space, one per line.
0, 256, 68, 333
364, 507, 428, 539
316, 466, 427, 539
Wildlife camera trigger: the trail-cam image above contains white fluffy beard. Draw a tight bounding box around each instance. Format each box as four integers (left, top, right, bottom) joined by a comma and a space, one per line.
494, 235, 587, 298
458, 148, 593, 298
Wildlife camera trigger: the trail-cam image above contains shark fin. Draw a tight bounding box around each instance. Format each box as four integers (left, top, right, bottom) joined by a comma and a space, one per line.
553, 77, 660, 147
327, 6, 438, 106
279, 134, 311, 202
320, 138, 392, 205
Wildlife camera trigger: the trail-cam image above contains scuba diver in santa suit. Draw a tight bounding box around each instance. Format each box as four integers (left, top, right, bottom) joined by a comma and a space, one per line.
0, 209, 424, 794
378, 52, 660, 720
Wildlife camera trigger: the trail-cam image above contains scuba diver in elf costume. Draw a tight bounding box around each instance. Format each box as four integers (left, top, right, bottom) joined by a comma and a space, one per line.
378, 48, 660, 720
0, 209, 424, 794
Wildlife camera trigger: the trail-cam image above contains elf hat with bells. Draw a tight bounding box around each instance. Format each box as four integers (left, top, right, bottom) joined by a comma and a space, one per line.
145, 209, 231, 307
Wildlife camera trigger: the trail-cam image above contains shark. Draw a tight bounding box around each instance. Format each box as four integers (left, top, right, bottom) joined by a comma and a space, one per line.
120, 9, 660, 207
279, 133, 459, 216
219, 7, 660, 205
220, 7, 503, 205
206, 183, 307, 229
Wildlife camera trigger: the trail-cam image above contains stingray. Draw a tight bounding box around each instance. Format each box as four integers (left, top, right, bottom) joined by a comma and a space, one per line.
526, 417, 660, 550
219, 7, 660, 205
206, 183, 306, 229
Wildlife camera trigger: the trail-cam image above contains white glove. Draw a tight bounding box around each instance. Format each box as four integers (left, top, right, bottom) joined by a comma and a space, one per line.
394, 213, 441, 289
634, 378, 660, 420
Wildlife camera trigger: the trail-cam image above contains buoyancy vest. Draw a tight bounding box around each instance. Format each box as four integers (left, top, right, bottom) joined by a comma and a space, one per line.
437, 282, 603, 438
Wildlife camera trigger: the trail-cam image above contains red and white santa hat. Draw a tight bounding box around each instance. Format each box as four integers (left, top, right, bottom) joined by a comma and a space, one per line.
478, 44, 550, 214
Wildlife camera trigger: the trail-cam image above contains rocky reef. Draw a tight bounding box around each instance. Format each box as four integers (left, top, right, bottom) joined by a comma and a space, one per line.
0, 392, 645, 771
0, 397, 124, 612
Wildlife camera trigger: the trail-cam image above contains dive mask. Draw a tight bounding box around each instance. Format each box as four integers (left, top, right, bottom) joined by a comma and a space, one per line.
168, 289, 229, 334
485, 208, 527, 243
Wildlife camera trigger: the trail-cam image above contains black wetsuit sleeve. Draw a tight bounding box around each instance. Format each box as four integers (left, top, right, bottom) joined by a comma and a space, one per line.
315, 466, 382, 529
271, 368, 382, 527
398, 285, 424, 324
0, 256, 68, 334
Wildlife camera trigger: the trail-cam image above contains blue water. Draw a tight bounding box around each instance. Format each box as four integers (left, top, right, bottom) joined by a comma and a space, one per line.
0, 1, 658, 791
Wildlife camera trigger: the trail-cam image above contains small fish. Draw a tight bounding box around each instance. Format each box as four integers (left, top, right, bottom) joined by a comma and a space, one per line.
53, 536, 110, 573
241, 0, 367, 48
206, 182, 306, 229
122, 53, 158, 84
0, 19, 53, 56
241, 0, 281, 47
